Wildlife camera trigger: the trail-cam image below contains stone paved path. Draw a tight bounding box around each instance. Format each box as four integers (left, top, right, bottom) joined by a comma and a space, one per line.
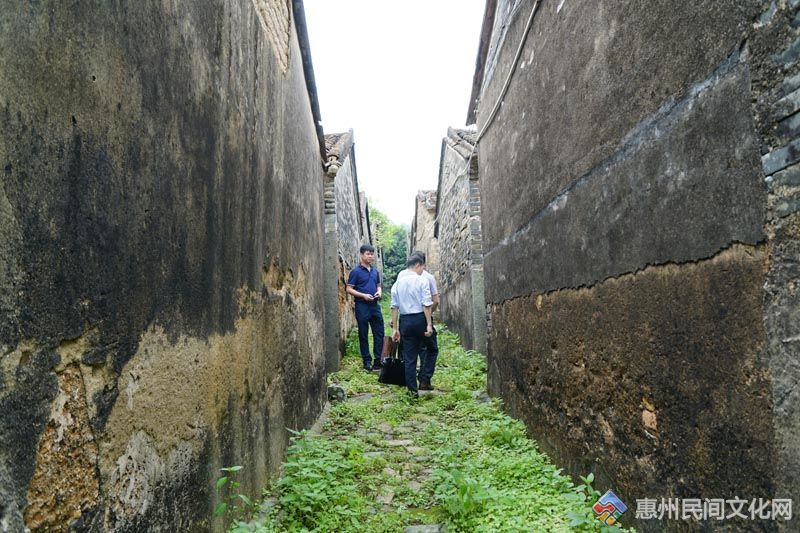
238, 327, 623, 532
316, 387, 448, 532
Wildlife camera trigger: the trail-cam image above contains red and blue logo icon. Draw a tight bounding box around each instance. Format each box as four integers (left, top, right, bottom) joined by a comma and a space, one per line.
593, 489, 628, 526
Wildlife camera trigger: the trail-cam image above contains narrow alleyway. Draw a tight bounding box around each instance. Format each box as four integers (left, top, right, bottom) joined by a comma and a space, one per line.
217, 305, 625, 532
4, 1, 799, 531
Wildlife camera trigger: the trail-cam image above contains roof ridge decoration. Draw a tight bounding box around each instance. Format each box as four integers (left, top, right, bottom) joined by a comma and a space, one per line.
445, 127, 477, 161
324, 129, 355, 161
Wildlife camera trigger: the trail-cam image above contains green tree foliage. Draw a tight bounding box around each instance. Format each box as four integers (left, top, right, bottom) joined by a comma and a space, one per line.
369, 204, 408, 289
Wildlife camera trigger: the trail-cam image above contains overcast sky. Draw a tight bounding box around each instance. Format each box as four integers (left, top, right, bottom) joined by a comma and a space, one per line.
304, 1, 486, 226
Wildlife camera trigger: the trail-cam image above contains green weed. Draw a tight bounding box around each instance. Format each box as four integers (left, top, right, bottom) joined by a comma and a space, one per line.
214, 466, 256, 524
230, 315, 634, 532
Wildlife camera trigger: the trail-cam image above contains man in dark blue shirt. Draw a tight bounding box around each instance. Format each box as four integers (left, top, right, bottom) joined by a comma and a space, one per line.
346, 244, 385, 371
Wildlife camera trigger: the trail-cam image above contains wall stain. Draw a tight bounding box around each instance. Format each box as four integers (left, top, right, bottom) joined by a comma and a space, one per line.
24, 364, 100, 531
488, 243, 773, 500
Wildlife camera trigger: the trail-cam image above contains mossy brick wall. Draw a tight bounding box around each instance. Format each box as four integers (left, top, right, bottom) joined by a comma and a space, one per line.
0, 1, 326, 530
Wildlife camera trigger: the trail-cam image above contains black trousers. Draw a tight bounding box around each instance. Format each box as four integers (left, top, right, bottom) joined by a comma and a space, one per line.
399, 312, 427, 391
418, 326, 438, 382
356, 302, 384, 366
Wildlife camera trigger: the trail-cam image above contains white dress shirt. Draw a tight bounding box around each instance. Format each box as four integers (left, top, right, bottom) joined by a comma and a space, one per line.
390, 269, 433, 314
422, 269, 438, 296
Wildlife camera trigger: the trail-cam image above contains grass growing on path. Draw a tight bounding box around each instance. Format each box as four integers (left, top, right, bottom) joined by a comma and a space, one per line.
233, 325, 628, 532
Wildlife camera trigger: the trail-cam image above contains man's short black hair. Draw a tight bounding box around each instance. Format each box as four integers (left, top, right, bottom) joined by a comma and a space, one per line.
408, 252, 425, 264
360, 244, 375, 254
406, 255, 424, 268
411, 250, 426, 263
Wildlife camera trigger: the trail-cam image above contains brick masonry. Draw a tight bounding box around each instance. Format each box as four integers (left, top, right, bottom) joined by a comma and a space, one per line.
434, 128, 487, 352
323, 132, 372, 370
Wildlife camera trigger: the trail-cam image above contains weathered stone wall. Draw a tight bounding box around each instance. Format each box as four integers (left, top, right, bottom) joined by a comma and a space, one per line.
323, 132, 368, 367
322, 165, 340, 372
409, 191, 440, 278
335, 144, 365, 356
335, 150, 365, 270
334, 150, 362, 352
0, 1, 326, 530
435, 129, 487, 352
753, 2, 800, 521
474, 0, 799, 529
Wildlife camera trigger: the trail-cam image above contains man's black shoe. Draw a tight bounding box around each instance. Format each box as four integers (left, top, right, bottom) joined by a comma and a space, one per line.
363, 363, 372, 372
372, 359, 382, 369
419, 381, 433, 391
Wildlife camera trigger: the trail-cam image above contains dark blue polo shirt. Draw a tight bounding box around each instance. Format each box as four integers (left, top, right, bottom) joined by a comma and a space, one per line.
347, 265, 381, 305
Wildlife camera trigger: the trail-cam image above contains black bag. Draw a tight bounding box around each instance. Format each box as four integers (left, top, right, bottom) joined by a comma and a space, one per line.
378, 355, 406, 386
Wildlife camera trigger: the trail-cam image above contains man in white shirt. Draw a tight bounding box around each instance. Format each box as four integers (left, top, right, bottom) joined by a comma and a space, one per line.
412, 251, 439, 390
390, 255, 433, 396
